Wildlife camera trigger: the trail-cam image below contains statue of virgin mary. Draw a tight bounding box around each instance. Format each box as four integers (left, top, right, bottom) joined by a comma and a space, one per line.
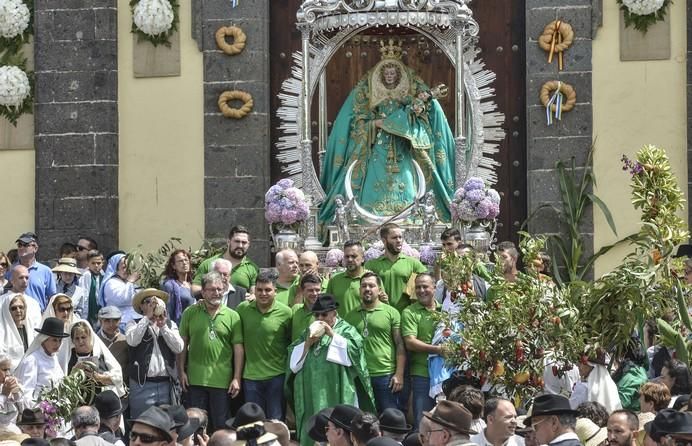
318, 39, 457, 226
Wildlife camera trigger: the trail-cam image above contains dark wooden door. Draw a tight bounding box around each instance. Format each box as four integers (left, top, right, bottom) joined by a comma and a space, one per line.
269, 1, 526, 246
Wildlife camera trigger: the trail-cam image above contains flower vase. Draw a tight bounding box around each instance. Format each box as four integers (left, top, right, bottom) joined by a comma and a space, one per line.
271, 227, 302, 251
459, 220, 491, 253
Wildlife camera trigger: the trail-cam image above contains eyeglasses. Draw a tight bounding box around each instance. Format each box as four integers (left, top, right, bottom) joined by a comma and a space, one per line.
57, 306, 73, 313
130, 431, 167, 443
10, 305, 24, 311
531, 418, 549, 430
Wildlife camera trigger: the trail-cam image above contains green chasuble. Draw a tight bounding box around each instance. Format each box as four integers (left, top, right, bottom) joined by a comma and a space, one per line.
286, 318, 375, 446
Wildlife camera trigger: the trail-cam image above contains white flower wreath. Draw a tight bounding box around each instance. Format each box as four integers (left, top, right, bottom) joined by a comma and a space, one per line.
0, 0, 30, 39
133, 0, 174, 37
622, 0, 665, 15
0, 65, 30, 108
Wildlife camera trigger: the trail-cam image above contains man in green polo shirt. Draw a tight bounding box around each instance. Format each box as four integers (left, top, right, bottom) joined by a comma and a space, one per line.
327, 240, 371, 317
236, 273, 292, 421
274, 249, 299, 306
178, 271, 244, 432
364, 223, 427, 313
192, 225, 259, 294
401, 272, 442, 428
286, 251, 328, 307
344, 271, 405, 413
291, 273, 322, 341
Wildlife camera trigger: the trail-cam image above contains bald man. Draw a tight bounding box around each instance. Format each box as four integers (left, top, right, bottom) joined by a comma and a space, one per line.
287, 251, 328, 306
0, 265, 42, 327
275, 249, 299, 306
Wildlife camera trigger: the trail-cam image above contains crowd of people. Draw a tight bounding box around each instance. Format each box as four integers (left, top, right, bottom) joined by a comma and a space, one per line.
0, 224, 692, 446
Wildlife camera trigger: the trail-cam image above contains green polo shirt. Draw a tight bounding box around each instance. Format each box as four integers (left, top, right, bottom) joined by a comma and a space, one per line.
364, 255, 427, 313
286, 277, 328, 307
193, 255, 259, 290
326, 270, 368, 317
401, 301, 440, 378
344, 302, 400, 377
291, 303, 314, 342
179, 303, 243, 388
275, 280, 294, 307
236, 299, 292, 380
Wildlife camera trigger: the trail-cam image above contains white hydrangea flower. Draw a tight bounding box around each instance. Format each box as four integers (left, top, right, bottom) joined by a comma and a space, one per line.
133, 0, 174, 37
623, 0, 665, 15
0, 65, 30, 108
0, 0, 30, 39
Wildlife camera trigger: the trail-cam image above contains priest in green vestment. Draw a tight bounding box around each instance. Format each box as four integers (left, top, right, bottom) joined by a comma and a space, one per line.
319, 39, 457, 225
286, 294, 375, 446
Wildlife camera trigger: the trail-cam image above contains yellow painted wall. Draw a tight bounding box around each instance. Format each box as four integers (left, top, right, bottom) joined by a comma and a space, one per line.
118, 2, 205, 252
592, 2, 687, 275
0, 149, 35, 251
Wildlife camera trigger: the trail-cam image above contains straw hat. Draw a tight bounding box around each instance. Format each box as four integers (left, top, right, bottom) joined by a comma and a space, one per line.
576, 418, 608, 446
52, 258, 81, 275
132, 288, 169, 314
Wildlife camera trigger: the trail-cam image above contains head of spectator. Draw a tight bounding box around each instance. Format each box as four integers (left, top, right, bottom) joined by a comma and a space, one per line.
15, 233, 39, 268
275, 250, 299, 284
233, 422, 278, 446
0, 252, 11, 283
414, 273, 436, 308
326, 405, 363, 446
186, 408, 208, 444
58, 243, 77, 260
300, 274, 322, 309
227, 226, 251, 261
359, 272, 382, 307
70, 321, 95, 355
160, 404, 200, 446
7, 294, 27, 329
306, 408, 333, 444
71, 406, 100, 439
447, 385, 485, 424
16, 410, 45, 439
379, 224, 402, 257
85, 251, 103, 276
211, 258, 233, 292
75, 237, 98, 269
378, 409, 411, 442
496, 242, 518, 280
97, 306, 122, 339
9, 265, 29, 294
52, 258, 81, 287
350, 413, 381, 446
225, 402, 266, 432
644, 409, 692, 446
422, 400, 477, 446
440, 228, 461, 254
45, 294, 74, 324
575, 418, 607, 446
312, 294, 340, 328
661, 360, 692, 396
577, 401, 609, 428
299, 251, 320, 276
128, 406, 174, 446
254, 273, 277, 310
208, 430, 236, 446
524, 394, 578, 446
607, 410, 638, 446
29, 317, 69, 358
163, 249, 192, 282
483, 398, 518, 445
93, 390, 123, 434
343, 241, 365, 275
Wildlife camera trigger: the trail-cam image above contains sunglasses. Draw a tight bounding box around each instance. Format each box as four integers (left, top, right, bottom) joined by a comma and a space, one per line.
10, 305, 24, 311
57, 306, 73, 313
130, 431, 166, 443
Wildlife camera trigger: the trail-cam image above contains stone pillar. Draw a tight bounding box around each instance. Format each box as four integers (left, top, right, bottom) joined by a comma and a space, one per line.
525, 1, 595, 261
34, 0, 119, 257
198, 0, 271, 265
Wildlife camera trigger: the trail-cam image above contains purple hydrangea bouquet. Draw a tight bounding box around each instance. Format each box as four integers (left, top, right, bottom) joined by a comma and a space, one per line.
264, 179, 310, 232
450, 177, 501, 223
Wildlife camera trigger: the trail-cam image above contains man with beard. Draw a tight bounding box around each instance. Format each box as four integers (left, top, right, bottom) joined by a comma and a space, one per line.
471, 398, 524, 446
275, 249, 300, 306
606, 410, 638, 446
364, 224, 426, 313
179, 272, 244, 432
344, 272, 405, 413
327, 241, 372, 317
212, 258, 247, 309
496, 241, 519, 283
291, 273, 322, 341
288, 251, 329, 306
192, 225, 259, 294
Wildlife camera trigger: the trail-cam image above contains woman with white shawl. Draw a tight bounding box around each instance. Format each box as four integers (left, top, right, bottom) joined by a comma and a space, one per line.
42, 293, 80, 325
64, 321, 125, 398
569, 359, 622, 413
0, 295, 37, 371
14, 317, 69, 406
99, 253, 140, 329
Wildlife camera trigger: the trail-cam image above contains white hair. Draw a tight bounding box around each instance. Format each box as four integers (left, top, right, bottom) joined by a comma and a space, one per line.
212, 258, 233, 271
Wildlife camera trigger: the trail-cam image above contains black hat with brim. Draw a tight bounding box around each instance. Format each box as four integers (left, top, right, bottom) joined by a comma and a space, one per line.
93, 390, 123, 419
34, 317, 69, 338
326, 404, 362, 432
225, 402, 266, 430
524, 394, 577, 426
129, 406, 174, 443
645, 409, 692, 441
17, 409, 46, 426
311, 294, 339, 313
379, 408, 412, 434
307, 408, 334, 443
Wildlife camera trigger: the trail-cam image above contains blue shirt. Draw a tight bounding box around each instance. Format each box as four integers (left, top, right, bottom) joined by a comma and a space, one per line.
10, 260, 56, 311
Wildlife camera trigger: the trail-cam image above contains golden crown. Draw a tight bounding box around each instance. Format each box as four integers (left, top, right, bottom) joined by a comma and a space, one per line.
379, 39, 403, 60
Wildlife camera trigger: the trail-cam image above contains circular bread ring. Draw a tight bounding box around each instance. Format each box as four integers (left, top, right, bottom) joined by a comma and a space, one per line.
538, 20, 574, 53
215, 26, 247, 55
218, 90, 254, 119
539, 81, 576, 113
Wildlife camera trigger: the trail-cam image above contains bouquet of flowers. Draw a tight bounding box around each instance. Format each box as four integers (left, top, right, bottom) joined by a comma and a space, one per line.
617, 0, 670, 33
419, 245, 438, 267
363, 240, 420, 262
37, 368, 99, 435
130, 0, 179, 47
450, 177, 501, 223
325, 248, 344, 267
264, 179, 310, 232
0, 0, 30, 39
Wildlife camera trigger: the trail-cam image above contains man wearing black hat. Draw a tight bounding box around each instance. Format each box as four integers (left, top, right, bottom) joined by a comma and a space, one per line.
9, 232, 56, 311
94, 390, 125, 446
645, 408, 692, 446
129, 406, 175, 446
16, 408, 47, 438
524, 395, 581, 446
379, 408, 411, 442
287, 294, 375, 446
326, 405, 363, 446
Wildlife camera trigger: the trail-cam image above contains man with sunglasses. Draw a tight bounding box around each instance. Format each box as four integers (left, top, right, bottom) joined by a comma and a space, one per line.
8, 232, 55, 311
287, 294, 375, 446
129, 406, 175, 446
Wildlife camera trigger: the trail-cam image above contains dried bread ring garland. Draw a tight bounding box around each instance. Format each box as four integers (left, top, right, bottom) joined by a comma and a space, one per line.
538, 20, 574, 53
218, 90, 253, 119
539, 81, 576, 113
215, 26, 246, 55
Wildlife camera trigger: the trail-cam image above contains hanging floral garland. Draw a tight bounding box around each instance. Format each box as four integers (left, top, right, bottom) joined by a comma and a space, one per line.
0, 0, 33, 126
130, 0, 179, 47
617, 0, 672, 34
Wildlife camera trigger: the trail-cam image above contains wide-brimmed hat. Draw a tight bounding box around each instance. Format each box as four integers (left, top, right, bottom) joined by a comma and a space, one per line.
233, 422, 277, 446
128, 406, 174, 442
423, 400, 477, 436
307, 408, 333, 443
576, 418, 608, 446
34, 317, 69, 338
52, 258, 81, 275
16, 232, 37, 245
132, 288, 169, 314
524, 394, 577, 426
645, 409, 692, 441
379, 408, 411, 434
326, 404, 362, 432
225, 402, 266, 430
311, 294, 339, 313
93, 390, 122, 419
264, 421, 290, 446
160, 405, 200, 441
16, 409, 45, 426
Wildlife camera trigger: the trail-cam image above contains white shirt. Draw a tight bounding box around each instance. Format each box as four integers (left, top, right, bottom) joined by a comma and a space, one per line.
126, 318, 184, 377
15, 347, 65, 404
102, 279, 139, 325
471, 429, 525, 446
